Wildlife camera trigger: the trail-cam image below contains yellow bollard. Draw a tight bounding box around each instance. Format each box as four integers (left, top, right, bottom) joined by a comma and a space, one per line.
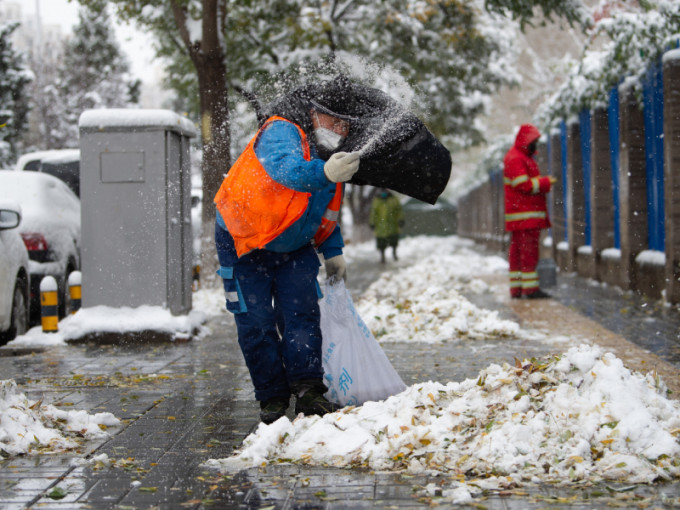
40, 276, 59, 333
68, 271, 82, 314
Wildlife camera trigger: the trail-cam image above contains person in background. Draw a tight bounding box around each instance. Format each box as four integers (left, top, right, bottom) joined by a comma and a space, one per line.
214, 86, 361, 424
369, 188, 404, 263
503, 123, 556, 299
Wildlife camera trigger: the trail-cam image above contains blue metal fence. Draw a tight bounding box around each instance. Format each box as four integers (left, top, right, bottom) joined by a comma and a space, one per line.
579, 109, 592, 246
642, 61, 665, 252
560, 120, 568, 242
607, 87, 621, 249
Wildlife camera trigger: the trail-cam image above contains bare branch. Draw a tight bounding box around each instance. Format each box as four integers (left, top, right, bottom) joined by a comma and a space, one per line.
232, 84, 264, 123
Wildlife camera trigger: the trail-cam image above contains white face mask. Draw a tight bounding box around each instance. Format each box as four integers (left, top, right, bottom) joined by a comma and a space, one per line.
315, 128, 344, 150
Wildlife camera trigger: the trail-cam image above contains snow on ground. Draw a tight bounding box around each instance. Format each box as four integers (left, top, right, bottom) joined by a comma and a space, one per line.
352, 237, 518, 342
3, 234, 679, 500
6, 305, 208, 348
206, 344, 680, 500
202, 236, 680, 500
0, 380, 119, 457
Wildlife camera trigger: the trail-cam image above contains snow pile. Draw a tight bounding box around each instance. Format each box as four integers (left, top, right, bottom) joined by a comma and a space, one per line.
192, 287, 229, 317
353, 238, 517, 342
7, 305, 208, 348
0, 380, 119, 457
206, 345, 680, 490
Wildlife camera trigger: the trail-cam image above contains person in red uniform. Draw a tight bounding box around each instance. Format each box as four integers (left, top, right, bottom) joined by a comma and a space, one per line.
503, 124, 556, 299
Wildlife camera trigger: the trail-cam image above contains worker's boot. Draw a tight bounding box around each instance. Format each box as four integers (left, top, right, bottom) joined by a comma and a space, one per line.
259, 396, 289, 424
524, 289, 551, 299
292, 379, 340, 416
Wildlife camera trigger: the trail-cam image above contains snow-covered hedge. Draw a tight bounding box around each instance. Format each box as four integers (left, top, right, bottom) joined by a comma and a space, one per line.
536, 0, 680, 126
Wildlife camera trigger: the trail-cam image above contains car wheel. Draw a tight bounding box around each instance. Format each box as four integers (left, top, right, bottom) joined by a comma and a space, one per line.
0, 283, 28, 345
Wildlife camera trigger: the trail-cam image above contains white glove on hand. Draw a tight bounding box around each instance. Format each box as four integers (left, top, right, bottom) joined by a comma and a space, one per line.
324, 254, 347, 283
323, 151, 361, 183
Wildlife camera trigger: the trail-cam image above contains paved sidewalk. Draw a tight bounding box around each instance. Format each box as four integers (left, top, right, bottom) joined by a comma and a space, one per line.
1, 246, 680, 509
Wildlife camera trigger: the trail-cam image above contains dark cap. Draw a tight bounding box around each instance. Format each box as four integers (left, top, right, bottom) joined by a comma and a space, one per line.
309, 98, 358, 121
307, 75, 360, 121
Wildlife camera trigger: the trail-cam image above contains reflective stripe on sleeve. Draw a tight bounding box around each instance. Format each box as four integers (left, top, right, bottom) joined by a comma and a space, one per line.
504, 175, 529, 187
505, 211, 547, 222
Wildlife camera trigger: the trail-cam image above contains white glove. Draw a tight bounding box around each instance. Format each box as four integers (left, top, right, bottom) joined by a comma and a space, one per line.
323, 151, 361, 183
324, 254, 347, 283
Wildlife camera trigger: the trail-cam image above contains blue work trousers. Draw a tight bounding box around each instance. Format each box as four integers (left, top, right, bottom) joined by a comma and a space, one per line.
215, 223, 323, 403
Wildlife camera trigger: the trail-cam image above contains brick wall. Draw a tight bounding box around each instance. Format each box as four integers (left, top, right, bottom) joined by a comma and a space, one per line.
664, 51, 680, 302
590, 107, 616, 281
549, 130, 567, 270
618, 79, 648, 291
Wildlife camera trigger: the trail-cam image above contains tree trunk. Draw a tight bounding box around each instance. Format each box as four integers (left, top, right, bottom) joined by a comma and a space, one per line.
197, 58, 230, 289
169, 0, 230, 289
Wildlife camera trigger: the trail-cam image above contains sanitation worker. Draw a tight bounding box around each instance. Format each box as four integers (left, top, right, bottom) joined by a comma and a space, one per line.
503, 123, 556, 299
214, 84, 361, 424
369, 188, 404, 263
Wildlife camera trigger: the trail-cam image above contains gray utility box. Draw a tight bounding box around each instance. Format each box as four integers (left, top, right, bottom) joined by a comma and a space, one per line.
79, 109, 197, 315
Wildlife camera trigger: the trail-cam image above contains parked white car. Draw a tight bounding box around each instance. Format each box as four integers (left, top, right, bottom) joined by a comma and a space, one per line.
15, 149, 73, 172
0, 171, 80, 323
0, 201, 30, 343
15, 149, 81, 197
39, 149, 81, 197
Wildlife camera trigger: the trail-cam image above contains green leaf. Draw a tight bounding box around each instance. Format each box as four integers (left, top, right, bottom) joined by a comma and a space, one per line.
47, 487, 68, 500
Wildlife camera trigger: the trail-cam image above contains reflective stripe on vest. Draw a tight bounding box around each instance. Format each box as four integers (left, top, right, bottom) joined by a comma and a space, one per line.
214, 116, 311, 257
313, 182, 343, 247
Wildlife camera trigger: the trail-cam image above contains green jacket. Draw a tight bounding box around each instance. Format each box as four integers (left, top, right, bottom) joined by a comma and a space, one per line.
369, 194, 404, 238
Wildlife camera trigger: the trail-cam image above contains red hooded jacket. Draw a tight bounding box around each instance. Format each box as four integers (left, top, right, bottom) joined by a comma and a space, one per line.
503, 124, 552, 231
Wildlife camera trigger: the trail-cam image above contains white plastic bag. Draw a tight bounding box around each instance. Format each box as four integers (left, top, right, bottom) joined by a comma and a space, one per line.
319, 279, 407, 406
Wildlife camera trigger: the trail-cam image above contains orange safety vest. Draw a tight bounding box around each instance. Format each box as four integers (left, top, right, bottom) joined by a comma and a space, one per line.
313, 181, 343, 248
214, 116, 342, 257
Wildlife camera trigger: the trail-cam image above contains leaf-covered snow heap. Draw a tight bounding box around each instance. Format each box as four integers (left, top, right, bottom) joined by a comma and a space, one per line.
356, 249, 518, 342
211, 345, 680, 485
0, 379, 119, 457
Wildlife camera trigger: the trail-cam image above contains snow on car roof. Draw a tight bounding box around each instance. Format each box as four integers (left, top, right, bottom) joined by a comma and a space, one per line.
40, 149, 80, 165
15, 150, 77, 171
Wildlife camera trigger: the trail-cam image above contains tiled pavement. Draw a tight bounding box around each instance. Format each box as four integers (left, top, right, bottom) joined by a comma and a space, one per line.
1, 247, 680, 509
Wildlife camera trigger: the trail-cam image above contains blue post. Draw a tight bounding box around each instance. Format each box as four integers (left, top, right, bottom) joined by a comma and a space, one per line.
560, 120, 568, 242
579, 109, 592, 247
642, 61, 665, 252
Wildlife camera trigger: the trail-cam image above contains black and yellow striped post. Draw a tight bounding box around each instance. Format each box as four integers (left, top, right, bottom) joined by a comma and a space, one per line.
68, 271, 82, 314
40, 276, 59, 333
